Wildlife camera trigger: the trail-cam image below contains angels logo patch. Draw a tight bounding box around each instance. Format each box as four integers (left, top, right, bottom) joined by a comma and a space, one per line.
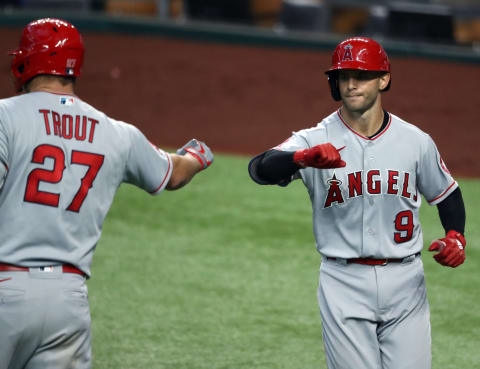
324, 173, 344, 208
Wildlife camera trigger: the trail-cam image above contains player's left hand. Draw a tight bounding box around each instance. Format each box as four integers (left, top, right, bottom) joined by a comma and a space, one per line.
428, 230, 466, 268
176, 139, 214, 169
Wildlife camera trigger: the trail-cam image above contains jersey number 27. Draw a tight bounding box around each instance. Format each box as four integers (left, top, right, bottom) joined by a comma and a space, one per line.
24, 144, 104, 212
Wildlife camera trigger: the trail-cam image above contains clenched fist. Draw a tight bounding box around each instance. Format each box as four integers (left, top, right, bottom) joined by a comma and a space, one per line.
293, 143, 346, 169
176, 139, 213, 170
428, 230, 466, 268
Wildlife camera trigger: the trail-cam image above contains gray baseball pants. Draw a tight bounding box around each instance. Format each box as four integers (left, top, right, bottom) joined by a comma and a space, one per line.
318, 255, 431, 369
0, 266, 91, 369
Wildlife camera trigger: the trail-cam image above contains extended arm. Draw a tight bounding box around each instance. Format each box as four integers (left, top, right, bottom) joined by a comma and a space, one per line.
250, 150, 299, 185
167, 139, 213, 190
249, 144, 346, 185
166, 153, 203, 190
429, 187, 467, 267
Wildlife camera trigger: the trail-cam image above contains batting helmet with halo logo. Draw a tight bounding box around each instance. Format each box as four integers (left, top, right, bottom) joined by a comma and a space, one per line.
10, 18, 84, 92
325, 37, 391, 101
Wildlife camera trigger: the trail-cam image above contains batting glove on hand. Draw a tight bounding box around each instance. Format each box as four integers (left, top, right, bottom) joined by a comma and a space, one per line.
428, 230, 466, 268
293, 143, 346, 169
176, 139, 214, 169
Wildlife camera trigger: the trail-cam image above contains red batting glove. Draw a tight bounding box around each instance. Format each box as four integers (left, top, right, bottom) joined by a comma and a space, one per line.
428, 230, 466, 268
293, 143, 346, 169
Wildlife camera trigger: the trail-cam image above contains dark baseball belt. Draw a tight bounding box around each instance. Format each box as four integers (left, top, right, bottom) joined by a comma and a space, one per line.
326, 253, 420, 266
0, 263, 86, 277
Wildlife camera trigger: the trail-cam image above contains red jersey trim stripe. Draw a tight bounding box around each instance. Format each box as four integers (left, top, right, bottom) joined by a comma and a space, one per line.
427, 181, 457, 205
337, 109, 392, 141
150, 153, 172, 194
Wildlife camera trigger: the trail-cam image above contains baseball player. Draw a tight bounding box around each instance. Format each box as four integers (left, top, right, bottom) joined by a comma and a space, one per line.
0, 18, 213, 369
248, 37, 466, 369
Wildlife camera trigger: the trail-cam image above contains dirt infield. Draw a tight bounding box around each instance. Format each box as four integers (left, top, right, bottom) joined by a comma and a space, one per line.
1, 27, 478, 177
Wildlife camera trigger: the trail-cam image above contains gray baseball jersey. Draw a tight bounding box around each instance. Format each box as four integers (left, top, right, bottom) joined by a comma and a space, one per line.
269, 109, 455, 368
274, 110, 456, 259
0, 91, 172, 277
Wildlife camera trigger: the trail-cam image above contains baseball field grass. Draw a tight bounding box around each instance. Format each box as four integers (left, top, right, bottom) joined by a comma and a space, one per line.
90, 153, 479, 369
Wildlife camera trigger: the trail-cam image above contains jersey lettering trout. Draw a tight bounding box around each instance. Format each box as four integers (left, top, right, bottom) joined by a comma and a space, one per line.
39, 109, 99, 143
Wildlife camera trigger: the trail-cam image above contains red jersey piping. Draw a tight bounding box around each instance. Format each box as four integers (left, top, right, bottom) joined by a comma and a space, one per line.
428, 181, 457, 204
150, 153, 172, 194
337, 109, 391, 141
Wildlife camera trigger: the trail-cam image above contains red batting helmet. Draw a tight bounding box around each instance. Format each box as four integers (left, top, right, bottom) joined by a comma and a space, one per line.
10, 18, 84, 91
325, 37, 391, 101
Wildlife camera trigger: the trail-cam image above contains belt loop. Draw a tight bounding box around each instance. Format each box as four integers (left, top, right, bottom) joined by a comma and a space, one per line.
401, 253, 418, 264
328, 257, 347, 265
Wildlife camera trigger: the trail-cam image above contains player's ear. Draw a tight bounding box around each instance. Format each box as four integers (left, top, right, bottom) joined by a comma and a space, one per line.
379, 73, 391, 91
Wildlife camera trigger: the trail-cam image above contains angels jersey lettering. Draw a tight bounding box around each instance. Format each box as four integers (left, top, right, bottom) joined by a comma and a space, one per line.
274, 110, 456, 259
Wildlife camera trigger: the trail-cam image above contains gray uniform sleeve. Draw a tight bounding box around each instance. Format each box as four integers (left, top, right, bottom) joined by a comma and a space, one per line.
123, 125, 172, 195
273, 131, 310, 152
0, 163, 6, 190
417, 134, 457, 206
0, 116, 9, 190
0, 115, 8, 162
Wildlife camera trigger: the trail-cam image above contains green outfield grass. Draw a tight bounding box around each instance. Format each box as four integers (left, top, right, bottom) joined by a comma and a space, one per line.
89, 154, 479, 369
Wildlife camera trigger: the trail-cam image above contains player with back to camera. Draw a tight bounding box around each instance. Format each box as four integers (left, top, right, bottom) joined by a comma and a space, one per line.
0, 18, 213, 369
248, 37, 466, 369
